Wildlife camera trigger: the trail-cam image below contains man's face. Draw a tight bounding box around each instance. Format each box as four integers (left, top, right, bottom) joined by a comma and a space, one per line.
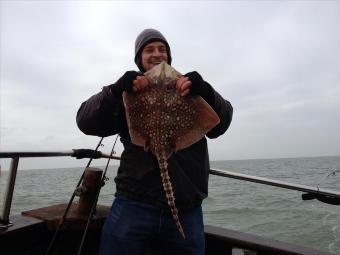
141, 41, 168, 71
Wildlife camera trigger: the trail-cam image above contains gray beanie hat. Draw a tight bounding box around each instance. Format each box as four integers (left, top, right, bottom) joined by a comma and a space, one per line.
134, 28, 172, 72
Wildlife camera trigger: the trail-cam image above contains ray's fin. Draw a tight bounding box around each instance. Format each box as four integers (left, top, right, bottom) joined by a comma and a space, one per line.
175, 96, 220, 151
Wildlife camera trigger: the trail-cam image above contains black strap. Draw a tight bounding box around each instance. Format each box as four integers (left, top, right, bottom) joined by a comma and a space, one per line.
302, 193, 340, 205
72, 149, 102, 159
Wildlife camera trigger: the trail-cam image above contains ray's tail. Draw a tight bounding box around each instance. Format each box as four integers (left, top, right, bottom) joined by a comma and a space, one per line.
157, 155, 186, 239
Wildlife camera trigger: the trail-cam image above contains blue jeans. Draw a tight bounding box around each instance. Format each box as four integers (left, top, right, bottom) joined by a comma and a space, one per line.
99, 197, 205, 255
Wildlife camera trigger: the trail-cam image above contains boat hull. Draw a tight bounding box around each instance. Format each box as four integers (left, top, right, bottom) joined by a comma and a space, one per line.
0, 214, 335, 255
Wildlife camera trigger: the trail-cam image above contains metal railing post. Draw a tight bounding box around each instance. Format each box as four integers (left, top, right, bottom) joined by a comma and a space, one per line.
0, 156, 19, 228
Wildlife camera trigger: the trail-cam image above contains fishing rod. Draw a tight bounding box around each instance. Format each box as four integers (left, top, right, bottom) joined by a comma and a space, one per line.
45, 137, 104, 255
76, 135, 119, 255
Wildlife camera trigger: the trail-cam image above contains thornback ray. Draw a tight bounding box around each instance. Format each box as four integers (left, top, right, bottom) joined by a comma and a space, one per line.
123, 61, 220, 239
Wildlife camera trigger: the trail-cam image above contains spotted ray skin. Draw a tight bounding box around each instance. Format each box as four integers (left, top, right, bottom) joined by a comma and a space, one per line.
123, 62, 220, 239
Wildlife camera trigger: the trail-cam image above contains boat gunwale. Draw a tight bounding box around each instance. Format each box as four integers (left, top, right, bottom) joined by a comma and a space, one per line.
0, 215, 336, 255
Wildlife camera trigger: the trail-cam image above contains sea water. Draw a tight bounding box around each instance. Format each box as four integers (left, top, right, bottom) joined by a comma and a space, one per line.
1, 156, 340, 254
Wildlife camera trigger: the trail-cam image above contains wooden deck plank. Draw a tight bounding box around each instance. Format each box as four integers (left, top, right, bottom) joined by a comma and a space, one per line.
22, 203, 110, 230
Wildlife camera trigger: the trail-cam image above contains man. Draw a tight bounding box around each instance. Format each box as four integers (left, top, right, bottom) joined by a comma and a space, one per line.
76, 28, 233, 255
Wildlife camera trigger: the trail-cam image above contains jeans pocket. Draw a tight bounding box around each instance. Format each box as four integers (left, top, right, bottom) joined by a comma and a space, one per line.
106, 197, 158, 240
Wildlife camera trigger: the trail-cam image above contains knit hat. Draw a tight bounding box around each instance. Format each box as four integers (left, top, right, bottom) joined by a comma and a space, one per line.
134, 29, 172, 72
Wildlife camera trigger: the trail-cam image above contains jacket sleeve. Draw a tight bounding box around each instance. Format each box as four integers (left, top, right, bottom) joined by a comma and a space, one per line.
76, 85, 124, 137
205, 83, 233, 139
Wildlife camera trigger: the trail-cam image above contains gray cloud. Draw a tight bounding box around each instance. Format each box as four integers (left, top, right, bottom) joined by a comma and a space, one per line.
1, 1, 339, 169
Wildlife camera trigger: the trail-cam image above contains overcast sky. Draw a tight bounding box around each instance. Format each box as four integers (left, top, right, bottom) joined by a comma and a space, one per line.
1, 1, 339, 170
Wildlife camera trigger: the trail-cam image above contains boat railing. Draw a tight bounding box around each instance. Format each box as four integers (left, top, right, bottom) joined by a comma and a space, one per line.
210, 168, 340, 202
1, 150, 339, 229
0, 150, 119, 228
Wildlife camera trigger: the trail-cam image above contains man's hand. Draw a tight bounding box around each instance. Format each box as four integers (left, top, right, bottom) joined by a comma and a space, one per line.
175, 76, 192, 97
110, 71, 140, 96
132, 76, 151, 92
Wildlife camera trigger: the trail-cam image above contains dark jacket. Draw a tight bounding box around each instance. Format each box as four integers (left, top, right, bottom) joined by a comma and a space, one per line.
76, 76, 233, 210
